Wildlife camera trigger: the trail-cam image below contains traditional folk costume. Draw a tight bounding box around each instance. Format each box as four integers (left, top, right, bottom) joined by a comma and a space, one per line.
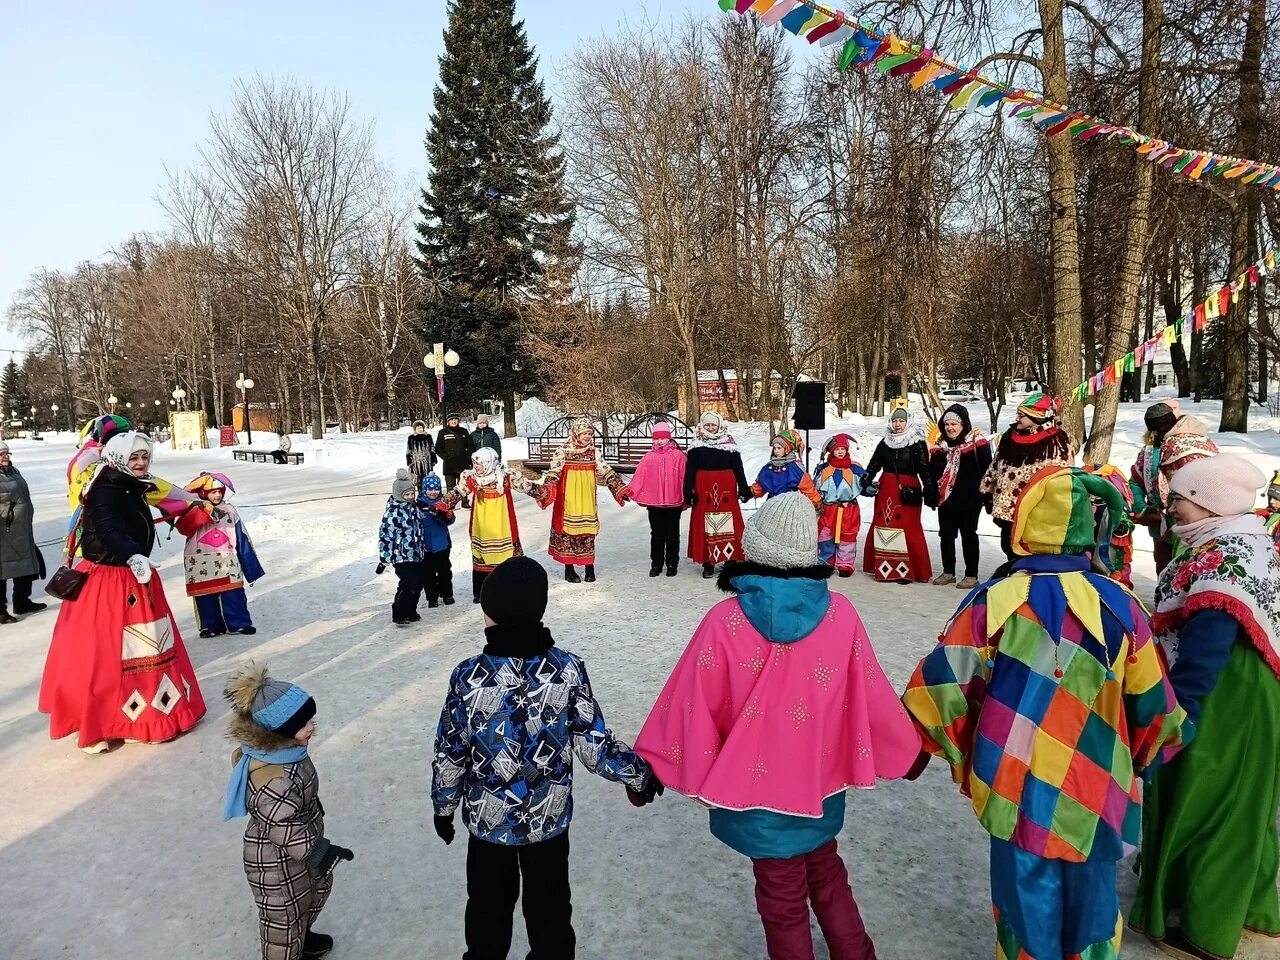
405, 422, 437, 482
751, 429, 822, 505
812, 433, 865, 576
1081, 463, 1135, 588
904, 467, 1185, 960
526, 418, 628, 582
980, 393, 1074, 566
1131, 455, 1280, 960
433, 558, 654, 959
177, 472, 265, 638
862, 401, 937, 584
378, 469, 428, 624
625, 420, 688, 577
442, 447, 526, 603
223, 664, 352, 960
39, 431, 207, 751
1154, 418, 1219, 566
636, 494, 923, 960
1129, 402, 1180, 573
684, 411, 751, 577
1264, 470, 1280, 554
929, 404, 993, 588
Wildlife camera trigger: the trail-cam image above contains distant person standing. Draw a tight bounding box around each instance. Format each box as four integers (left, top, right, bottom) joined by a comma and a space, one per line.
0, 441, 45, 623
406, 420, 437, 481
437, 415, 476, 493
470, 414, 502, 458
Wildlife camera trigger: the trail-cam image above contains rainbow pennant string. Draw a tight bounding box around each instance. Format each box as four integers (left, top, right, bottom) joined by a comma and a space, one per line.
720, 0, 1280, 191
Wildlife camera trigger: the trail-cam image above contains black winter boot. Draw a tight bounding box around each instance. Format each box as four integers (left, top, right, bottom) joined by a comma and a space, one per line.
649, 565, 662, 578
564, 565, 581, 583
584, 565, 596, 583
702, 564, 715, 579
666, 563, 678, 577
302, 931, 334, 958
0, 610, 16, 625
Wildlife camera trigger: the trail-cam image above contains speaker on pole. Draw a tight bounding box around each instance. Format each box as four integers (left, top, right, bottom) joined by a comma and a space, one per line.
792, 381, 826, 431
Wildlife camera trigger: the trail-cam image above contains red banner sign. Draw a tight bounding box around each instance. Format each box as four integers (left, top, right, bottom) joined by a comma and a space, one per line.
219, 426, 237, 447
698, 380, 738, 402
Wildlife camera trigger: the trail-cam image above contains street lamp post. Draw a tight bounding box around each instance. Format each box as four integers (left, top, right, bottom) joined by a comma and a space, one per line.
51, 403, 58, 434
236, 374, 255, 444
172, 387, 187, 411
108, 394, 118, 413
424, 343, 461, 408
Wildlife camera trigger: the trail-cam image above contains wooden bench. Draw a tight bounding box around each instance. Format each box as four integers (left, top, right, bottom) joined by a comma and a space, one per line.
231, 450, 305, 465
524, 413, 693, 474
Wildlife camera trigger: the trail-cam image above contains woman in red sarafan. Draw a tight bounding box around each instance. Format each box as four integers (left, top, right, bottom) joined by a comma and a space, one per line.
39, 431, 207, 754
862, 401, 938, 584
684, 411, 752, 579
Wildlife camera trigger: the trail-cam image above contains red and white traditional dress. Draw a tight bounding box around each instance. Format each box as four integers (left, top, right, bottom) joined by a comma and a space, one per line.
40, 433, 207, 748
683, 413, 751, 566
527, 421, 628, 566
862, 418, 937, 583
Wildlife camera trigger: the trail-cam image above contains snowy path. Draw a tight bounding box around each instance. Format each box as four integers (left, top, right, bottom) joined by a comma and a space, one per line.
0, 409, 1275, 959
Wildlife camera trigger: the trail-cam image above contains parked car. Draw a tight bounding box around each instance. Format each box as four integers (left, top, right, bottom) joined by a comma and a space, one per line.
939, 388, 984, 404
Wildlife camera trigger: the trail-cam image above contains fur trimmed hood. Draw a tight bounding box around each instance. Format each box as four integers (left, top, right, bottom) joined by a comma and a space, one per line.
226, 709, 299, 753
717, 560, 834, 592
717, 560, 834, 644
224, 661, 306, 751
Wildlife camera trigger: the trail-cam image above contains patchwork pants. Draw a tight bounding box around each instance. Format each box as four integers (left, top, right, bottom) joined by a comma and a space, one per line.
751, 839, 876, 960
246, 861, 332, 960
990, 838, 1122, 960
819, 536, 858, 571
465, 831, 574, 960
195, 588, 252, 633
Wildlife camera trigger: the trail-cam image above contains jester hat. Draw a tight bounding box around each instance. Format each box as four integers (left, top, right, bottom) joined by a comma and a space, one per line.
186, 471, 236, 499
1011, 466, 1128, 557
1017, 392, 1058, 424
79, 414, 130, 448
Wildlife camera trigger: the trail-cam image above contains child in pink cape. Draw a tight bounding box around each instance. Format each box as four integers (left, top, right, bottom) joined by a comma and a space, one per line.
635, 492, 924, 960
624, 419, 687, 577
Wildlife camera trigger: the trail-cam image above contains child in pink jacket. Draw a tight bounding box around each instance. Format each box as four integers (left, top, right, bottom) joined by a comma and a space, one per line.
625, 420, 687, 577
635, 492, 924, 960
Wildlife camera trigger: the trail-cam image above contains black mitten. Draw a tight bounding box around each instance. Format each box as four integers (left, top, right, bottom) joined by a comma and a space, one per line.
434, 814, 456, 845
307, 838, 355, 876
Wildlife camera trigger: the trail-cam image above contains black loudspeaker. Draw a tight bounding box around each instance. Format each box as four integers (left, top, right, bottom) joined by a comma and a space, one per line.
792, 381, 826, 430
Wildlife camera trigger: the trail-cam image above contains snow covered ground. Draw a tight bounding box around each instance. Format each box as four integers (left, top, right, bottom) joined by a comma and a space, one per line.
1, 399, 1277, 959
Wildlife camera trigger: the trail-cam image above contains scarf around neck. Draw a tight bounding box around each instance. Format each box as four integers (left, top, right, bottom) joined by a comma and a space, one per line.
882, 421, 923, 450
223, 744, 309, 820
934, 431, 988, 506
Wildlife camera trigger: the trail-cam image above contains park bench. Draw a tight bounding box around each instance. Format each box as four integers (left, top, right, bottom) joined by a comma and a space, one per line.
523, 413, 693, 475
232, 450, 305, 465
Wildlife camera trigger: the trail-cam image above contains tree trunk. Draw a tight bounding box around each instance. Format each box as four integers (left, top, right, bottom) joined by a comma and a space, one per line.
1221, 0, 1265, 432
1082, 0, 1161, 461
1039, 0, 1087, 444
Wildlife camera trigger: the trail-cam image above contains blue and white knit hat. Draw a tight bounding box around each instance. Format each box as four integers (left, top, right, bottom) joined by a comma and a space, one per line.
421, 474, 443, 495
242, 675, 315, 738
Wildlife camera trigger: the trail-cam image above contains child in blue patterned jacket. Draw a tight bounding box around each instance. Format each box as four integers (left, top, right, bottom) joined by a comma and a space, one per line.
377, 469, 426, 625
432, 555, 661, 958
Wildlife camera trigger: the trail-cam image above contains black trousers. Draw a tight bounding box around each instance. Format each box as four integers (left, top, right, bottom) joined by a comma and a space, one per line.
938, 506, 981, 578
392, 562, 424, 620
473, 569, 488, 602
1, 576, 34, 610
423, 549, 453, 601
996, 518, 1015, 562
647, 507, 681, 570
465, 831, 574, 960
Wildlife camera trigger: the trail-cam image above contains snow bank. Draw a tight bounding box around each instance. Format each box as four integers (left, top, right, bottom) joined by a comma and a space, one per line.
515, 396, 562, 436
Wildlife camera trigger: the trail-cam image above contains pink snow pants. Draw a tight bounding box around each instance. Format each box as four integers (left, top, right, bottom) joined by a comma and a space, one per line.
751, 840, 877, 960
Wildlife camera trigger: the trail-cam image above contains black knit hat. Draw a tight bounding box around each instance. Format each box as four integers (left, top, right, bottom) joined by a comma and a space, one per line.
480, 557, 548, 627
1144, 402, 1178, 437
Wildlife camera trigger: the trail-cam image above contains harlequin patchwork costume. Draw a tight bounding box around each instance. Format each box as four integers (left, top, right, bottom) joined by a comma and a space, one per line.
442, 447, 527, 602
1081, 463, 1135, 588
812, 433, 865, 576
980, 393, 1074, 565
525, 418, 629, 582
39, 431, 207, 750
432, 557, 654, 959
685, 411, 751, 576
636, 493, 923, 960
1131, 454, 1280, 960
904, 467, 1184, 960
751, 429, 822, 504
177, 472, 265, 637
862, 401, 937, 583
224, 663, 353, 960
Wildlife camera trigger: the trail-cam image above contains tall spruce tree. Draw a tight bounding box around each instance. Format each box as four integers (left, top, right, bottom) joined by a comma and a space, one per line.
0, 360, 30, 421
417, 0, 574, 426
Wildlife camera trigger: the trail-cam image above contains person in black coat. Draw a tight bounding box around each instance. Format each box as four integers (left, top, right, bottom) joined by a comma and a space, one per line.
406, 420, 437, 480
436, 416, 476, 491
860, 403, 938, 583
928, 404, 993, 589
470, 414, 502, 458
79, 466, 157, 566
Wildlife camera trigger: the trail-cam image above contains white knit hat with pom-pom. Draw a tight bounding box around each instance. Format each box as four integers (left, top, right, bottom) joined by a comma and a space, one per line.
741, 492, 819, 569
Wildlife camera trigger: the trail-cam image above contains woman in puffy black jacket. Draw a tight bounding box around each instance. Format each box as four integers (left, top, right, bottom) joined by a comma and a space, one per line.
928, 404, 992, 589
861, 402, 938, 584
39, 431, 207, 755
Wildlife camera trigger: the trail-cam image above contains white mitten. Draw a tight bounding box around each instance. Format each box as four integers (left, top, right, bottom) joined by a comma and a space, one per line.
127, 554, 153, 584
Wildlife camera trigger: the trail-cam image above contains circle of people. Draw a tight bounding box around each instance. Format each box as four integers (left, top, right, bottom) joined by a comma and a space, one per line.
10, 393, 1280, 960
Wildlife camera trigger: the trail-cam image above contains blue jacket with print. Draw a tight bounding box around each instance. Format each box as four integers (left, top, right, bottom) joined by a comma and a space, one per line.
378, 498, 426, 564
432, 638, 651, 845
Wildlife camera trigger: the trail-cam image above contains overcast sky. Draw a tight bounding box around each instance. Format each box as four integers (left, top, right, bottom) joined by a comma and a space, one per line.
0, 0, 711, 357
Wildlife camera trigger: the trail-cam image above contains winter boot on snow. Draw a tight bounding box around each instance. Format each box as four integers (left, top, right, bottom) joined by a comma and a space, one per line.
957, 576, 979, 590
565, 565, 581, 584
931, 573, 957, 586
702, 564, 715, 579
233, 626, 257, 635
666, 563, 678, 577
14, 601, 47, 614
427, 598, 439, 609
0, 609, 16, 625
584, 565, 596, 583
302, 931, 334, 959
650, 565, 662, 578
198, 627, 224, 639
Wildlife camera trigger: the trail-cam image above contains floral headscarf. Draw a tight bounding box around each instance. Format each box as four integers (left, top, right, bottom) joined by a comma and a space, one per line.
470, 446, 505, 494
693, 411, 737, 450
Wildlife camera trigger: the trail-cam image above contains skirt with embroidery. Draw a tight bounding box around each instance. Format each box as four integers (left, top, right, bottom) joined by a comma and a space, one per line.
39, 560, 206, 747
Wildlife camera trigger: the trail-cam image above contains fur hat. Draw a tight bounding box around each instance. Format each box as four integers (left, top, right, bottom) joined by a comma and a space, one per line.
0, 441, 8, 454
101, 431, 154, 472
391, 468, 416, 500
1017, 393, 1057, 424
225, 662, 315, 739
1011, 466, 1127, 557
412, 419, 427, 430
481, 556, 548, 627
742, 492, 820, 569
1169, 453, 1266, 518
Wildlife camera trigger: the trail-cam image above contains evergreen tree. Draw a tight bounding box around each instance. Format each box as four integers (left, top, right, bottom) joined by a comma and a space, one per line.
0, 360, 30, 420
416, 0, 575, 419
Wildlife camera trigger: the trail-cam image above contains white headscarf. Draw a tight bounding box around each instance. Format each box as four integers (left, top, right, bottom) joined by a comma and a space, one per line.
101, 431, 155, 475
692, 411, 737, 451
882, 411, 925, 450
469, 446, 505, 494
